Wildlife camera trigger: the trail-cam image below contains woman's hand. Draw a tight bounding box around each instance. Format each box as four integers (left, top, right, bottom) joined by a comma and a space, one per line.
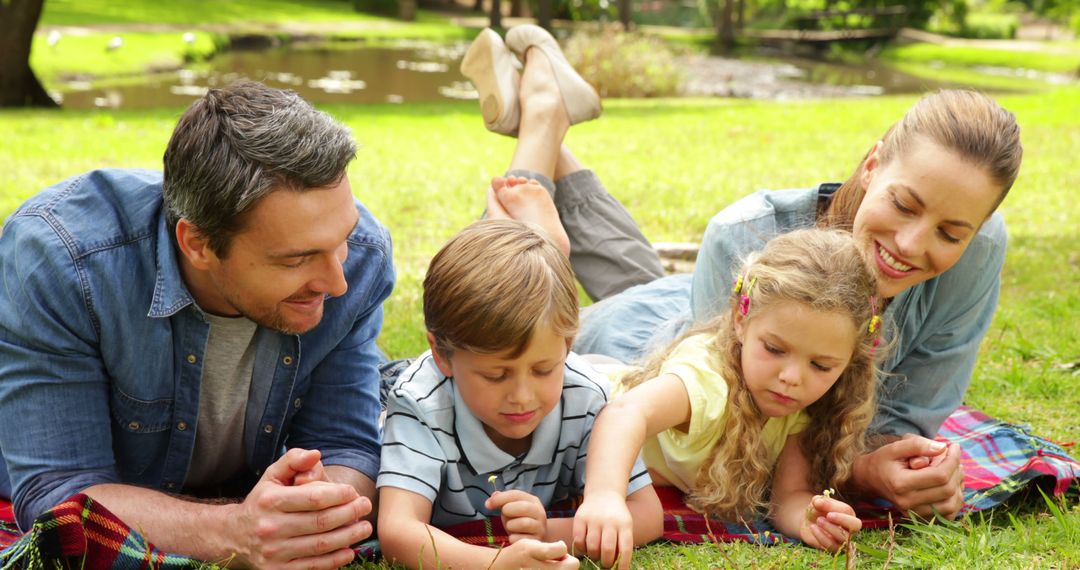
799, 494, 861, 552
853, 434, 964, 519
487, 490, 549, 544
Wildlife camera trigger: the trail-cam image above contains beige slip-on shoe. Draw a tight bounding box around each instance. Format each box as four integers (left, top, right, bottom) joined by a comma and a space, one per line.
460, 28, 521, 136
505, 24, 601, 125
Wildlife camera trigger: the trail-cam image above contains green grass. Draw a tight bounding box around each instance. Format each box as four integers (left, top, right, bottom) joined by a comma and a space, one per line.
31, 31, 221, 83
881, 42, 1080, 75
2, 88, 1078, 568
41, 0, 421, 26
31, 0, 468, 85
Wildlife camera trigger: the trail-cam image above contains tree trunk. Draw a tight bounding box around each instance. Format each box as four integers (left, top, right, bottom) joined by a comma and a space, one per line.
618, 0, 632, 31
398, 0, 417, 21
489, 0, 502, 28
716, 0, 735, 51
473, 0, 484, 12
736, 0, 745, 31
510, 0, 523, 18
536, 0, 552, 30
0, 0, 58, 108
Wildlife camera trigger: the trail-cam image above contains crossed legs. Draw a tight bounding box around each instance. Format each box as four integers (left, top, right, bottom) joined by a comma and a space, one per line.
474, 29, 665, 301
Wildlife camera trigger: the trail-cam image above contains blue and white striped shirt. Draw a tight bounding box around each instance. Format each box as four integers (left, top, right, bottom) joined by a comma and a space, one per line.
378, 351, 652, 528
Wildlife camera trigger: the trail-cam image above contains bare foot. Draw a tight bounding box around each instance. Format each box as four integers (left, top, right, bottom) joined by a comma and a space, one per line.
487, 176, 571, 257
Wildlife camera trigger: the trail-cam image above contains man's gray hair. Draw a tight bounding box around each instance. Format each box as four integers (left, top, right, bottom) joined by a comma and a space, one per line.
162, 80, 356, 256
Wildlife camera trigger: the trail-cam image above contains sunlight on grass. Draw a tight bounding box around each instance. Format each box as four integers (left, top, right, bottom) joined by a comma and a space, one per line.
881, 43, 1080, 74
1, 87, 1077, 570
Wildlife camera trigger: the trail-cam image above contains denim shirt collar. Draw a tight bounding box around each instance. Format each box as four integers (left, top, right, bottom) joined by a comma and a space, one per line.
148, 213, 196, 319
452, 382, 561, 475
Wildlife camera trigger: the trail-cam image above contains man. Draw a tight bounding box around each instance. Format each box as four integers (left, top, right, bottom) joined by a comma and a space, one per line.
0, 80, 393, 569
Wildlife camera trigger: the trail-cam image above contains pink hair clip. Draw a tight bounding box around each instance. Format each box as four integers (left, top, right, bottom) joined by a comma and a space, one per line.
733, 275, 756, 316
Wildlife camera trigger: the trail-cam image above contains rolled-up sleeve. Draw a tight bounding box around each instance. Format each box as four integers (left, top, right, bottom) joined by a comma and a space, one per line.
0, 214, 121, 530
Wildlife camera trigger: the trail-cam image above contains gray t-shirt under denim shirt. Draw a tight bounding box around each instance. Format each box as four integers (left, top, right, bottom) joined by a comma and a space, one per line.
184, 313, 258, 489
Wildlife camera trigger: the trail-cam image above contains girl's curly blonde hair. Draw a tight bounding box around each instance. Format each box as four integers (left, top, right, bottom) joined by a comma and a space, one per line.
621, 228, 883, 519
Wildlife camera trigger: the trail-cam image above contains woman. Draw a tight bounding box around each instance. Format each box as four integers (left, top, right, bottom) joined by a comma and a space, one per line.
462, 25, 1023, 522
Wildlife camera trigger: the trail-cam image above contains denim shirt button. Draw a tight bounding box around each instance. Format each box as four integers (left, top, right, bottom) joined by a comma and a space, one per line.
282, 356, 294, 366
263, 424, 274, 434
176, 421, 188, 431
127, 421, 140, 431
293, 398, 302, 409
165, 482, 176, 490
186, 354, 197, 364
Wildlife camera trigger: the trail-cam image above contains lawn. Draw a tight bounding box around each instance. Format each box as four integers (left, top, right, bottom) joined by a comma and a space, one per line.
31, 0, 470, 84
2, 86, 1078, 567
880, 42, 1080, 75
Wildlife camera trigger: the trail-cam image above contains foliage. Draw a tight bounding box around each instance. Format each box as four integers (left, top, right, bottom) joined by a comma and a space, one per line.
563, 31, 686, 97
921, 1, 1019, 39
561, 0, 621, 22
962, 12, 1019, 39
630, 0, 713, 28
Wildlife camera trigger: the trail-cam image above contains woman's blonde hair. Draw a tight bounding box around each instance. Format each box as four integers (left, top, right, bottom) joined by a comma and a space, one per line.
821, 89, 1023, 230
621, 228, 882, 518
423, 219, 579, 358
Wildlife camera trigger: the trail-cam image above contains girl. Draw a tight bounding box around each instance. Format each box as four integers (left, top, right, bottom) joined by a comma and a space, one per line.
572, 228, 884, 567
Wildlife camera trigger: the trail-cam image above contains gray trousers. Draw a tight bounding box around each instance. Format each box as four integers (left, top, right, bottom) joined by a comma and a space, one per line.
506, 168, 665, 301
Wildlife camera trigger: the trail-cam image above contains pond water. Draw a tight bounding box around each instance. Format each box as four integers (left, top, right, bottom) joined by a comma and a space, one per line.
50, 39, 1042, 109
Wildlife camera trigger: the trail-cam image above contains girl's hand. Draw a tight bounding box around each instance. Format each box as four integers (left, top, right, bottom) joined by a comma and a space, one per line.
487, 490, 549, 543
799, 494, 861, 552
572, 492, 634, 570
495, 539, 580, 569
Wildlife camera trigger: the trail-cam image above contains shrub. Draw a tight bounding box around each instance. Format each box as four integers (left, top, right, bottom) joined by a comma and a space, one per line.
927, 10, 1019, 39
962, 12, 1019, 39
563, 32, 685, 97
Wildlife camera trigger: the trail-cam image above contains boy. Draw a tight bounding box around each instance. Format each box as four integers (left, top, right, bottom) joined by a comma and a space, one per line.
377, 219, 663, 569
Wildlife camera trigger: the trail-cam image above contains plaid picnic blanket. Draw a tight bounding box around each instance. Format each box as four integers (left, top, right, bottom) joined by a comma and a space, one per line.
2, 406, 1077, 567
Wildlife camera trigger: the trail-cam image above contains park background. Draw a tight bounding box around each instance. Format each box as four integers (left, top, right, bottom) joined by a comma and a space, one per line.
0, 0, 1078, 567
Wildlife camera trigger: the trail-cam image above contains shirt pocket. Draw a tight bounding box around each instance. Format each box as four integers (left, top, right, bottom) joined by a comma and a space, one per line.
110, 389, 173, 479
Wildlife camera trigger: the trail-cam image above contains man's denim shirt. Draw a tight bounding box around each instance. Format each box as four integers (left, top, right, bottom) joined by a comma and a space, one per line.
0, 169, 395, 530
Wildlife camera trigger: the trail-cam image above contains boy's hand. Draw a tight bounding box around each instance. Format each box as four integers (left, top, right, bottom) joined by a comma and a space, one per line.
495, 539, 580, 569
799, 494, 861, 552
572, 492, 634, 570
486, 490, 549, 543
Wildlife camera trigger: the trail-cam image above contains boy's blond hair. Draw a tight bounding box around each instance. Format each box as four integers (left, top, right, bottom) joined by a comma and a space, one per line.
424, 219, 579, 358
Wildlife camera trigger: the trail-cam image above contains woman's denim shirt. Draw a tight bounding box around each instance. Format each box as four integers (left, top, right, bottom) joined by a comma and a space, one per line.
0, 169, 395, 530
576, 186, 1005, 441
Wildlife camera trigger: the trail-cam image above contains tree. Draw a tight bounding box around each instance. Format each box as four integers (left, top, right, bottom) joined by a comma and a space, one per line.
705, 0, 736, 51
0, 0, 57, 108
618, 0, 632, 30
535, 0, 553, 30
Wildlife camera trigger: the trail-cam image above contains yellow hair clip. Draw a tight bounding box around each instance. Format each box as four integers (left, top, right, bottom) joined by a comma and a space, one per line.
868, 315, 882, 334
